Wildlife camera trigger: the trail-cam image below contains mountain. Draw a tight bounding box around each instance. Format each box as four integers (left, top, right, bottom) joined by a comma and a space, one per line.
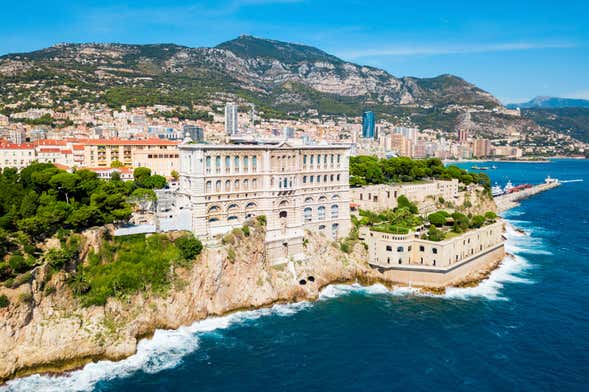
519, 107, 589, 143
507, 96, 589, 109
0, 35, 503, 126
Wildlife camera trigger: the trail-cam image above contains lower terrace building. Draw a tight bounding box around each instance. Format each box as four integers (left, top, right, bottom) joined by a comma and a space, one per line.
350, 179, 459, 213
177, 142, 352, 264
359, 221, 504, 287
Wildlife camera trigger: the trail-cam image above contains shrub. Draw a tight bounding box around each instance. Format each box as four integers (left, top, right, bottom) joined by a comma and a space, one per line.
471, 215, 485, 228
428, 211, 449, 227
8, 254, 29, 274
425, 226, 445, 242
485, 211, 497, 221
175, 235, 203, 260
0, 294, 9, 308
397, 195, 418, 214
241, 225, 250, 237
18, 292, 33, 304
256, 215, 267, 226
227, 248, 236, 263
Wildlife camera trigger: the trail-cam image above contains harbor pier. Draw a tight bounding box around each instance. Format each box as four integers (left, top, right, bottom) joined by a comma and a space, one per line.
495, 179, 561, 212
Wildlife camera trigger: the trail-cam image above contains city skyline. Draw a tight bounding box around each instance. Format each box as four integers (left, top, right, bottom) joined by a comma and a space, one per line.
0, 1, 587, 104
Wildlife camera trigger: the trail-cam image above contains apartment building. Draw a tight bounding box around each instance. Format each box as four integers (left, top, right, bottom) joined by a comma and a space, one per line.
177, 141, 352, 264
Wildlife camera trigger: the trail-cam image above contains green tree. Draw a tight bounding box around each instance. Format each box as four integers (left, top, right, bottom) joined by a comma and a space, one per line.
175, 235, 203, 260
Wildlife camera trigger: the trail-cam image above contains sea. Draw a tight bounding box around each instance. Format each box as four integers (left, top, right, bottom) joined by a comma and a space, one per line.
3, 159, 589, 392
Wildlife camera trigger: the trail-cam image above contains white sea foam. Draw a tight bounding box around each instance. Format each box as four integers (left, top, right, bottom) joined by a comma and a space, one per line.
1, 301, 310, 392
3, 220, 540, 391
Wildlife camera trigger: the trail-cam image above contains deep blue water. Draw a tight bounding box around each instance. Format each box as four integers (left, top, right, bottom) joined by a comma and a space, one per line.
5, 160, 589, 392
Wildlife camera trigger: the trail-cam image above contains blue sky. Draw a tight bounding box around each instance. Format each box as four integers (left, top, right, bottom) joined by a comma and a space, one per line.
2, 0, 588, 103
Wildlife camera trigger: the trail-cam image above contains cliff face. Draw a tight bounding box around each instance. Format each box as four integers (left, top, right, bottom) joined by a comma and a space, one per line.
0, 228, 369, 382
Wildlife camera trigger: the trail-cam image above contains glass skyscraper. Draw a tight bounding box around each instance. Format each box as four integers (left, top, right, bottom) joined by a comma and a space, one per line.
362, 111, 375, 139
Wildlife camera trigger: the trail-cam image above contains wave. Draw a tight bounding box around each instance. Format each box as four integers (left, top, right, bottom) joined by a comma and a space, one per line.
2, 301, 311, 392
3, 220, 541, 391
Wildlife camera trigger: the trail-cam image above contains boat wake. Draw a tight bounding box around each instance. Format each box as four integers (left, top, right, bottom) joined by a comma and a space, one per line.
2, 221, 540, 392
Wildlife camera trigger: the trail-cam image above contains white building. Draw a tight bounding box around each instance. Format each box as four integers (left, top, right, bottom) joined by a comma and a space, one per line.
177, 141, 352, 264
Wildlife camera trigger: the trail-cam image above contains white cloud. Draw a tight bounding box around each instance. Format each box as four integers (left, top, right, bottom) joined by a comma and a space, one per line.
339, 42, 577, 59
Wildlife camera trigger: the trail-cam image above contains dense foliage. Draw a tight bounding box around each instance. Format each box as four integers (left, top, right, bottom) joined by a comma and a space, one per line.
0, 163, 167, 284
356, 196, 423, 235
349, 156, 491, 190
75, 233, 202, 307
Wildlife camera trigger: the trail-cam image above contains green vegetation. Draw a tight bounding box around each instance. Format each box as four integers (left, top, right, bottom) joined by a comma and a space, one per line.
0, 162, 167, 286
423, 210, 498, 241
74, 233, 202, 307
0, 294, 9, 308
358, 196, 423, 235
349, 156, 491, 190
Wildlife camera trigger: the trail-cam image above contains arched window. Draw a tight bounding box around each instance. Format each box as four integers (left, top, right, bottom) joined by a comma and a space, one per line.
324, 175, 328, 182
305, 197, 313, 203
243, 156, 249, 171
330, 154, 334, 165
215, 156, 221, 170
331, 204, 339, 219
252, 156, 257, 170
319, 225, 326, 231
303, 175, 307, 184
283, 178, 288, 188
303, 155, 307, 165
332, 194, 340, 200
234, 179, 239, 191
310, 176, 314, 183
318, 206, 326, 220
304, 207, 312, 222
206, 181, 212, 192
324, 154, 328, 166
227, 204, 239, 213
252, 179, 257, 189
318, 196, 327, 202
205, 156, 211, 172
234, 156, 240, 172
225, 180, 231, 191
225, 156, 231, 171
228, 215, 239, 221
246, 202, 256, 210
208, 205, 220, 214
317, 175, 321, 183
208, 217, 219, 223
310, 155, 314, 165
215, 180, 221, 192
243, 179, 249, 189
336, 174, 341, 181
330, 174, 334, 182
317, 155, 321, 165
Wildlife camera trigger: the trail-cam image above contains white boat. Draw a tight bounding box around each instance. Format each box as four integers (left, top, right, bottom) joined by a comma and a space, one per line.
504, 180, 514, 193
492, 183, 504, 197
545, 176, 559, 184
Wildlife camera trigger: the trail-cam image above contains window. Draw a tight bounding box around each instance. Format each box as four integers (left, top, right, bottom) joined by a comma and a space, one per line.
310, 176, 314, 183
252, 156, 257, 170
303, 155, 307, 165
227, 204, 238, 212
215, 180, 221, 192
252, 179, 257, 189
337, 154, 341, 164
310, 155, 314, 165
408, 246, 412, 251
206, 156, 211, 172
206, 181, 212, 192
283, 178, 288, 188
279, 211, 287, 218
225, 180, 231, 191
386, 245, 393, 251
331, 204, 339, 219
243, 179, 248, 189
305, 197, 313, 203
419, 246, 425, 252
225, 156, 231, 171
215, 156, 221, 170
324, 175, 328, 182
208, 205, 220, 213
331, 223, 339, 239
317, 175, 321, 183
336, 174, 341, 181
234, 156, 240, 172
304, 207, 312, 222
432, 248, 438, 254
318, 206, 326, 220
330, 174, 334, 182
397, 246, 404, 252
303, 176, 307, 184
330, 154, 334, 165
317, 155, 321, 165
234, 180, 239, 191
243, 156, 249, 171
228, 216, 238, 221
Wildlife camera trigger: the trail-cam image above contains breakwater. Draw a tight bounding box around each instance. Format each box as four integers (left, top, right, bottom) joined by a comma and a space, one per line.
495, 181, 560, 212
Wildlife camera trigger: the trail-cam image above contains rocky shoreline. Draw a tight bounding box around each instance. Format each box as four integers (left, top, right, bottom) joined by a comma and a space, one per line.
0, 225, 507, 385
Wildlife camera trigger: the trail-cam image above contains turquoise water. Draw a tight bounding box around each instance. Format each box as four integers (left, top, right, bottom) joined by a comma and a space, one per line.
4, 160, 589, 392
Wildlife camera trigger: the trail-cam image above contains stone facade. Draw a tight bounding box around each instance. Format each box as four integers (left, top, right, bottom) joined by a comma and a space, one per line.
178, 142, 352, 264
359, 221, 504, 286
350, 179, 459, 213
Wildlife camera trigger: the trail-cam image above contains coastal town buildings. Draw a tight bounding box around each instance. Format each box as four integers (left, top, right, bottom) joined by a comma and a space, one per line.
177, 141, 352, 264
224, 103, 238, 136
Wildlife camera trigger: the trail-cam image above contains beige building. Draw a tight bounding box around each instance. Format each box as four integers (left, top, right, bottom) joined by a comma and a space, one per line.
360, 221, 504, 286
82, 139, 179, 176
350, 179, 459, 213
472, 139, 490, 157
177, 141, 352, 264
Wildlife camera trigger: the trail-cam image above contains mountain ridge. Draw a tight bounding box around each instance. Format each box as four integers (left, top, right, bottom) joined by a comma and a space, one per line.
507, 96, 589, 109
